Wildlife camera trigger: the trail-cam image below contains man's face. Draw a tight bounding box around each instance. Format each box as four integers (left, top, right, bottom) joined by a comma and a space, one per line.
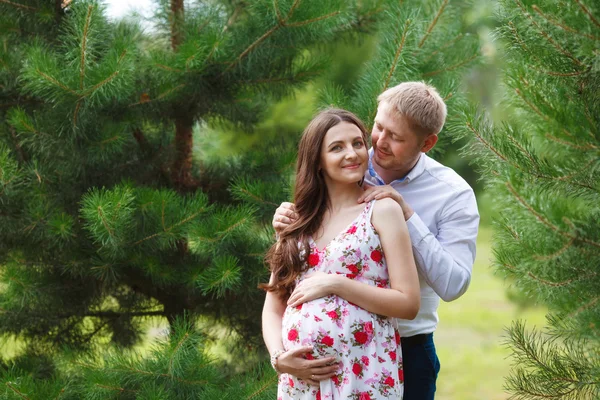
371, 102, 430, 177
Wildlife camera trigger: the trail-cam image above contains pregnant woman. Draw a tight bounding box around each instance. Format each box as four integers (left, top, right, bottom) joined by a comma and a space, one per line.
261, 109, 420, 399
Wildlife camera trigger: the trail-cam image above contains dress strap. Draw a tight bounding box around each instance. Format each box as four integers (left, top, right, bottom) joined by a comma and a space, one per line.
365, 199, 376, 223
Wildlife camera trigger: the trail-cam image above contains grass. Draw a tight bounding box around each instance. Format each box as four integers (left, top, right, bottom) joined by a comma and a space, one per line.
435, 226, 547, 400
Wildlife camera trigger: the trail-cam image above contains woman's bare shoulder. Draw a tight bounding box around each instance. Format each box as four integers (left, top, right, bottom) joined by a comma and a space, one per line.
371, 198, 405, 231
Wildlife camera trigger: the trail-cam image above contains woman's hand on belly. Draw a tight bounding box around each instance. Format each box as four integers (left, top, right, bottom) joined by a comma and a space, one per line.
278, 345, 339, 386
288, 272, 339, 308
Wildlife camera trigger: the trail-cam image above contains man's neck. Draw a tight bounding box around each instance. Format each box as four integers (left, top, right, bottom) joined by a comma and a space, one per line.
372, 155, 421, 185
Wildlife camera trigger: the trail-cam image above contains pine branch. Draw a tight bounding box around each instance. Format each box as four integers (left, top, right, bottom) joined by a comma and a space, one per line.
574, 0, 600, 29
418, 0, 448, 48
532, 5, 600, 41
246, 373, 278, 399
422, 54, 477, 77
8, 125, 27, 163
73, 362, 209, 386
79, 5, 94, 90
514, 0, 585, 68
81, 70, 120, 96
526, 271, 577, 287
73, 99, 82, 126
286, 11, 341, 28
545, 133, 597, 151
131, 206, 208, 246
95, 384, 136, 394
568, 296, 599, 318
382, 18, 411, 92
421, 33, 464, 64
168, 332, 189, 375
34, 69, 79, 96
0, 0, 36, 11
505, 181, 600, 250
128, 84, 186, 107
247, 70, 319, 84
224, 0, 340, 73
5, 382, 31, 400
532, 237, 575, 261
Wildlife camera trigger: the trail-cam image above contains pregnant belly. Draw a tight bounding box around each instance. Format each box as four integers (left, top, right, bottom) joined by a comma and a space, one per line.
281, 295, 382, 359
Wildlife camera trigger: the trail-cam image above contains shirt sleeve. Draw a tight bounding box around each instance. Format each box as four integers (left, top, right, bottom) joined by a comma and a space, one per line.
405, 188, 479, 302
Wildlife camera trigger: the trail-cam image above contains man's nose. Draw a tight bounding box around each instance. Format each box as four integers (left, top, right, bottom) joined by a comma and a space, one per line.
376, 131, 389, 147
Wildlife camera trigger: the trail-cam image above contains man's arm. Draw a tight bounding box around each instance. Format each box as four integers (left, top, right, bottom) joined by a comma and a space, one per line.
406, 188, 479, 302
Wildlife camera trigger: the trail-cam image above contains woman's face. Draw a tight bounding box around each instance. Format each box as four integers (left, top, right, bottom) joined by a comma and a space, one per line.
319, 121, 368, 185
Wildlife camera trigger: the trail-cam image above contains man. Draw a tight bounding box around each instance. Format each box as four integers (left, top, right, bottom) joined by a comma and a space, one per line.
272, 81, 479, 399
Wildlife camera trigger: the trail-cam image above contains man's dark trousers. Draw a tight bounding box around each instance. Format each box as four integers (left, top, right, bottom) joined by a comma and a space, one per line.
401, 333, 440, 399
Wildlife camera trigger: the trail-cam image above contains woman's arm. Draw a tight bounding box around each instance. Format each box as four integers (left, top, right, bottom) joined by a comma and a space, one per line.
262, 273, 339, 385
287, 199, 420, 319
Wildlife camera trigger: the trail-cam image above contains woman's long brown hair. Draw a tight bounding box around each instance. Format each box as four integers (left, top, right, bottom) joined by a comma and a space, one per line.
260, 109, 369, 300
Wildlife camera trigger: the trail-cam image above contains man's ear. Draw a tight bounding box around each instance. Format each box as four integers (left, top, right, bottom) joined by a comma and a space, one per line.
420, 134, 438, 153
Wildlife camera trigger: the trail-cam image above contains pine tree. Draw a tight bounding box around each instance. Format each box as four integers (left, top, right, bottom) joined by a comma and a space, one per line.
453, 0, 600, 398
0, 0, 366, 353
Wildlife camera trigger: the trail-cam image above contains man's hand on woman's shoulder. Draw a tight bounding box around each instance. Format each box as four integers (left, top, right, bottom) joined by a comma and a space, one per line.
358, 184, 414, 221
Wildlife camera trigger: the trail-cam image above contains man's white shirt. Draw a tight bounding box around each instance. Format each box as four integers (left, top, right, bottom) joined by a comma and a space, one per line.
365, 150, 480, 337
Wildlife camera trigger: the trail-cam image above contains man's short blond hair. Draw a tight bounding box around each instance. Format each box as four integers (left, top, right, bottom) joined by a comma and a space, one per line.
377, 82, 447, 136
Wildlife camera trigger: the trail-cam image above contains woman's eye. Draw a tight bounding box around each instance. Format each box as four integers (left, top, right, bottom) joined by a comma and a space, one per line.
353, 141, 364, 148
331, 145, 342, 151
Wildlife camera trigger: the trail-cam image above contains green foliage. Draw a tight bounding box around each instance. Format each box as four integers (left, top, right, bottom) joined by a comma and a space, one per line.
0, 320, 278, 399
451, 0, 600, 398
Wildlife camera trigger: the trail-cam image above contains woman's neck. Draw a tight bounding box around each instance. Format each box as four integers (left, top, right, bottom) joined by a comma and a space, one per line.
325, 181, 365, 213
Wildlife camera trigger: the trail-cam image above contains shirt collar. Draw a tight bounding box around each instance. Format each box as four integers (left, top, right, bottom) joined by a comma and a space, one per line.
367, 148, 427, 186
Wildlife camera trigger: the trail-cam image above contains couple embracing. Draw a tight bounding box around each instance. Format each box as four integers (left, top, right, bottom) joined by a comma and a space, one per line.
261, 82, 479, 399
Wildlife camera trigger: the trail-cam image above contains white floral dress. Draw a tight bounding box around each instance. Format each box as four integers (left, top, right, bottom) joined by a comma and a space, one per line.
278, 200, 403, 400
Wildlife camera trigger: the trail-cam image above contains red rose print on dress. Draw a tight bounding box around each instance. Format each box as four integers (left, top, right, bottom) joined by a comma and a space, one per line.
287, 328, 298, 342
354, 331, 368, 345
364, 322, 373, 335
332, 374, 341, 387
347, 225, 357, 234
376, 279, 388, 288
326, 310, 339, 320
361, 355, 370, 366
370, 249, 382, 263
347, 264, 359, 274
308, 253, 320, 266
388, 350, 396, 362
350, 390, 373, 400
321, 335, 334, 347
384, 376, 395, 387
